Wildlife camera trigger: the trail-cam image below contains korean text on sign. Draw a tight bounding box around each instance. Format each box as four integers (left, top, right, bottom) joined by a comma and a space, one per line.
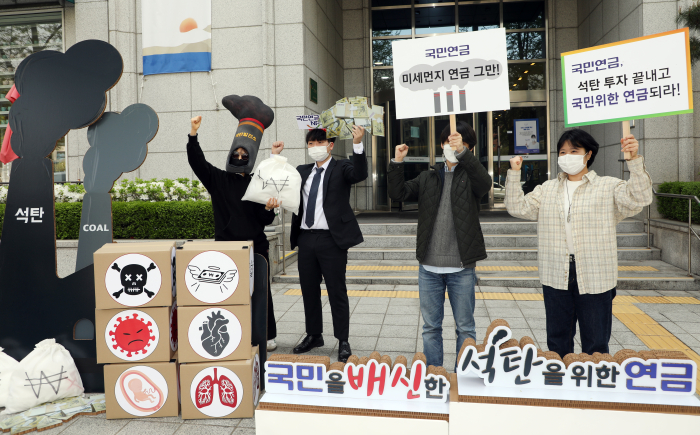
561, 28, 692, 127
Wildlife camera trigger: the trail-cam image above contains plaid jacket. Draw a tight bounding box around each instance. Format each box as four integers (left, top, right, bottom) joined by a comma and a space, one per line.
505, 157, 653, 294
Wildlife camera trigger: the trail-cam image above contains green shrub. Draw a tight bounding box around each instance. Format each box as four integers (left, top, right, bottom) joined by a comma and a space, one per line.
0, 201, 215, 239
657, 182, 700, 225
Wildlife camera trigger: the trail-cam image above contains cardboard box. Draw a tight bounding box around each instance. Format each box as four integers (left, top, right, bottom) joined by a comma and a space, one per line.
176, 241, 253, 307
177, 305, 252, 363
180, 346, 260, 419
97, 304, 176, 364
94, 242, 176, 309
104, 361, 179, 419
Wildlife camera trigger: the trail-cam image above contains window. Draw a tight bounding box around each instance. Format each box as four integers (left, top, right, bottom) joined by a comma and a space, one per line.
415, 5, 456, 35
0, 11, 64, 182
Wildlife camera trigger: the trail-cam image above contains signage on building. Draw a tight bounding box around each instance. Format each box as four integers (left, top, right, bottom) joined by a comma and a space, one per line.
295, 115, 320, 129
310, 78, 318, 104
514, 119, 540, 154
562, 28, 693, 127
391, 28, 510, 120
142, 0, 212, 75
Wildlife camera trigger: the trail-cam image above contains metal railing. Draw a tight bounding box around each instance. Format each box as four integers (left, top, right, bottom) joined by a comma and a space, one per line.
647, 188, 700, 277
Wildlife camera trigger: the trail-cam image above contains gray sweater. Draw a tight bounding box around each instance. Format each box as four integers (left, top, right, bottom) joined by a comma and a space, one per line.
422, 170, 475, 269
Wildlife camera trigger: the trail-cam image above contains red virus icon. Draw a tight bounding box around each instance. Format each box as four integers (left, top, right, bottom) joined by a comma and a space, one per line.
109, 313, 156, 358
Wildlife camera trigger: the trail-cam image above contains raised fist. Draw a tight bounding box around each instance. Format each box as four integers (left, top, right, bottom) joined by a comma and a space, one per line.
271, 141, 284, 155
190, 116, 202, 136
510, 155, 523, 171
395, 144, 408, 162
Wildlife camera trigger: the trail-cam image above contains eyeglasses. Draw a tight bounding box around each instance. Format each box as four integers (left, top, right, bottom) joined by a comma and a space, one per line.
233, 152, 249, 160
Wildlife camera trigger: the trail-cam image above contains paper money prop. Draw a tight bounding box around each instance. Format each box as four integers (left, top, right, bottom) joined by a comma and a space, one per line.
320, 96, 385, 138
0, 394, 106, 434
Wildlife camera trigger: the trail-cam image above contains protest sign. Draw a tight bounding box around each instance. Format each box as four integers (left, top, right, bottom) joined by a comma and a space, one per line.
296, 115, 320, 130
562, 28, 693, 128
391, 28, 510, 120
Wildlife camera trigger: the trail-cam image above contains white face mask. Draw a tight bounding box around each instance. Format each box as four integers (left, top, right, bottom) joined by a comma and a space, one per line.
308, 144, 329, 162
443, 145, 458, 163
558, 153, 587, 175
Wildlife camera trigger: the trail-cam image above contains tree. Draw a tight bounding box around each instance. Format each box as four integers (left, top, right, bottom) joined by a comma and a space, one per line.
677, 3, 700, 65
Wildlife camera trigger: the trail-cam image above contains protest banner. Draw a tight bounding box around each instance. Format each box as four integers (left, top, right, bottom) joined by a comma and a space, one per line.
391, 28, 510, 133
562, 28, 693, 158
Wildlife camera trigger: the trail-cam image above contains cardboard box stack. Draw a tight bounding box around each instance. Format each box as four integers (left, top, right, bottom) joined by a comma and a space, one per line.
94, 242, 179, 419
176, 241, 261, 419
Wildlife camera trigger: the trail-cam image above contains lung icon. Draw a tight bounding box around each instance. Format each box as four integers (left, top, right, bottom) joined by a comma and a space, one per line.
190, 366, 242, 417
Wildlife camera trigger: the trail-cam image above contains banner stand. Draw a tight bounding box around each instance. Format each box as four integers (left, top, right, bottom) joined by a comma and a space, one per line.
622, 120, 631, 160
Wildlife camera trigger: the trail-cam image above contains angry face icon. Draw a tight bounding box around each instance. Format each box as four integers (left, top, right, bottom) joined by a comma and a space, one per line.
106, 310, 160, 361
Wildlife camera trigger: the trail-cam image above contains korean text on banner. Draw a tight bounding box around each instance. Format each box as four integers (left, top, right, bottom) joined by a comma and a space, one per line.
391, 28, 510, 120
562, 28, 693, 127
296, 115, 320, 130
142, 0, 212, 75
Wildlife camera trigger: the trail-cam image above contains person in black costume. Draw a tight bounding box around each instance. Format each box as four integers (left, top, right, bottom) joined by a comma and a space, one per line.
187, 105, 281, 351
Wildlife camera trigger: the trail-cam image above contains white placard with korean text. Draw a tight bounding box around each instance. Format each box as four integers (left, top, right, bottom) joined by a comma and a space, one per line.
296, 115, 320, 130
391, 28, 510, 120
562, 28, 693, 127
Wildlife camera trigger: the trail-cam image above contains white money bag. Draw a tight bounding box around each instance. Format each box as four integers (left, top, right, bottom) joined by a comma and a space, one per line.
242, 154, 302, 214
0, 347, 19, 408
1, 339, 84, 414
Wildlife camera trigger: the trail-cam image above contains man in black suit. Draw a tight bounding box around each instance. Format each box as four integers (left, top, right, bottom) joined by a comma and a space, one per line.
274, 125, 367, 362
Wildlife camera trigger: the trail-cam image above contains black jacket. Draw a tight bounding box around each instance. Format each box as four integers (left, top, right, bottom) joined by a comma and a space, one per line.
291, 151, 368, 250
187, 135, 275, 254
387, 148, 492, 266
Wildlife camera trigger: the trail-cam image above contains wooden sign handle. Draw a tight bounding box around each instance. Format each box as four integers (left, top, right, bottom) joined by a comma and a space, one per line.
449, 114, 457, 149
622, 120, 631, 160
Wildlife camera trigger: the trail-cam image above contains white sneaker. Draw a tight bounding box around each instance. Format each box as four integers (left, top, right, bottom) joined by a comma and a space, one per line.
267, 339, 278, 351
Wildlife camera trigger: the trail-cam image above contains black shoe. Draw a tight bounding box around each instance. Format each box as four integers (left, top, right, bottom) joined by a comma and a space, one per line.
338, 340, 351, 363
293, 334, 324, 354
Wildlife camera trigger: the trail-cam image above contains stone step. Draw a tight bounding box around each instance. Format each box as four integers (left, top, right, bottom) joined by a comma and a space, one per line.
357, 220, 645, 236
355, 233, 652, 249
273, 260, 698, 291
347, 247, 661, 261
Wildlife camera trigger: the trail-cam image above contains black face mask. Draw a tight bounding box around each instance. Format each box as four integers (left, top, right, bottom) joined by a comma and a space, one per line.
230, 157, 249, 166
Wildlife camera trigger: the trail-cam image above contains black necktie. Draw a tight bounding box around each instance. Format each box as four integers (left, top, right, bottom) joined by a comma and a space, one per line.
305, 167, 324, 228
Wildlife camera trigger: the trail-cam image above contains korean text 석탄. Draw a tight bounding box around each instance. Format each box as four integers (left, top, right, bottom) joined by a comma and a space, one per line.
15, 207, 44, 223
402, 64, 500, 86
458, 326, 696, 395
571, 67, 680, 109
265, 358, 450, 403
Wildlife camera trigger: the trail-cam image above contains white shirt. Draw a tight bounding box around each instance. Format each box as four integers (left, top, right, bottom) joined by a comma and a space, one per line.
562, 178, 584, 255
301, 142, 364, 230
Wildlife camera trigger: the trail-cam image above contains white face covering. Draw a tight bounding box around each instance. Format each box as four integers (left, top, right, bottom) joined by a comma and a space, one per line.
443, 146, 458, 163
558, 153, 587, 175
308, 144, 330, 162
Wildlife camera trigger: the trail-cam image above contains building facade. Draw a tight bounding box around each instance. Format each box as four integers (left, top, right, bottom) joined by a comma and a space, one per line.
0, 0, 698, 213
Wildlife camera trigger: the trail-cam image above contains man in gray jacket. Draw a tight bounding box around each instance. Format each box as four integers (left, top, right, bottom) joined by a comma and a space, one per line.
388, 121, 492, 369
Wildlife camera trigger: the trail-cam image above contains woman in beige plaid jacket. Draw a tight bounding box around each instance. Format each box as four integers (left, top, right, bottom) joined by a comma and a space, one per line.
505, 129, 653, 358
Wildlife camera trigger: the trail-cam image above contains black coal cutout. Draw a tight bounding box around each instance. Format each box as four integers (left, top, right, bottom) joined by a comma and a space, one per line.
75, 103, 159, 271
0, 40, 123, 393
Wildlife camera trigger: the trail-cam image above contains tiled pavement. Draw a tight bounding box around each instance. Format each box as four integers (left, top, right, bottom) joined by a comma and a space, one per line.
3, 283, 700, 435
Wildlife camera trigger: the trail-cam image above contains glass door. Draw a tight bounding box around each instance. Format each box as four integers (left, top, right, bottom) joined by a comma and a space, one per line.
491, 104, 548, 207
397, 116, 430, 210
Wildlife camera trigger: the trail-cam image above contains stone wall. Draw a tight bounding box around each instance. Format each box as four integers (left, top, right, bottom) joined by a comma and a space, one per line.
64, 0, 354, 187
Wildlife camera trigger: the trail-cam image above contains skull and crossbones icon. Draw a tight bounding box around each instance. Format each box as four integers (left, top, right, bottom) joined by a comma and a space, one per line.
111, 262, 157, 299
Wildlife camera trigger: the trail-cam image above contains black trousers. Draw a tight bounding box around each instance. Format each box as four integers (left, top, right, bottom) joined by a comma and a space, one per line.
297, 230, 349, 341
543, 257, 616, 359
258, 250, 277, 340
